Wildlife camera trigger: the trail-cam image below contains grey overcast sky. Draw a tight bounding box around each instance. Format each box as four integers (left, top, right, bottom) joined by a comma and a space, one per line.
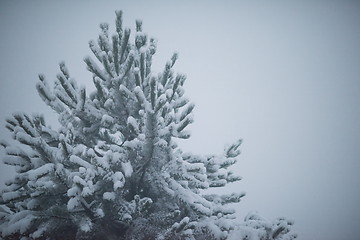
1, 0, 360, 239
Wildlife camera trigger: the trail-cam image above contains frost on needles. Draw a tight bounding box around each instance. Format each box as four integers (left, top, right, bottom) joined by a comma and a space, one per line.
0, 11, 297, 240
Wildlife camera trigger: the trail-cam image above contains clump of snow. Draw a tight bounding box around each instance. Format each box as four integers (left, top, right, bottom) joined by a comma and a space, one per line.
103, 191, 115, 200
70, 155, 92, 169
2, 191, 22, 202
80, 217, 93, 232
121, 161, 133, 177
3, 212, 36, 236
27, 163, 54, 181
101, 114, 114, 127
67, 197, 80, 210
104, 98, 114, 109
113, 171, 125, 190
95, 208, 105, 218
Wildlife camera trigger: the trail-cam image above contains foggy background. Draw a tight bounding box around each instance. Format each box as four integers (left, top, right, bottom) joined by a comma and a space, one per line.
1, 1, 360, 239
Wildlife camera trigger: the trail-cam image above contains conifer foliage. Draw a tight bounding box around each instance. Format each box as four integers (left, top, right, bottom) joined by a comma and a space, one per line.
0, 11, 296, 239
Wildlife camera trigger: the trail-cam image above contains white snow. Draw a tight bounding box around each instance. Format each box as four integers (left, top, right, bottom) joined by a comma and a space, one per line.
95, 208, 105, 218
113, 171, 125, 190
27, 163, 54, 181
31, 225, 47, 238
127, 116, 139, 133
101, 114, 114, 127
73, 175, 87, 186
67, 186, 79, 197
104, 98, 114, 109
121, 161, 133, 177
70, 155, 92, 169
67, 197, 80, 210
103, 191, 115, 200
80, 217, 92, 232
2, 191, 22, 202
15, 132, 39, 146
82, 186, 93, 197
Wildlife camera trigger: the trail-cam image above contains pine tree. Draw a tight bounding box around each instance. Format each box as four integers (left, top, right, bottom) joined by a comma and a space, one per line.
0, 11, 296, 240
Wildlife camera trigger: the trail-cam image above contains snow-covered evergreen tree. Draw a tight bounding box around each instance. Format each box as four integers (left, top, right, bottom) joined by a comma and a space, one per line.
0, 11, 296, 240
